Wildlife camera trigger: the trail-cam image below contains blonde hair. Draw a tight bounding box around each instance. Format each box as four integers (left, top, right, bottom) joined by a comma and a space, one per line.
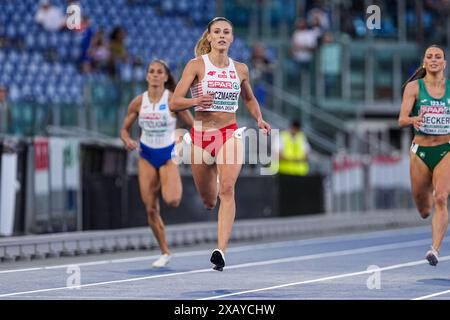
194, 29, 211, 57
194, 17, 233, 57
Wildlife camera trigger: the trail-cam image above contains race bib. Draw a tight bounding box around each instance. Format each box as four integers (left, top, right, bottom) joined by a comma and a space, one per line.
419, 105, 450, 135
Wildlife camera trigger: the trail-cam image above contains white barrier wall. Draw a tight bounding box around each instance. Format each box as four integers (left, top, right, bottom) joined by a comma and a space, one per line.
370, 155, 410, 189
49, 137, 80, 230
332, 153, 410, 193
332, 153, 363, 195
0, 152, 17, 236
331, 152, 412, 212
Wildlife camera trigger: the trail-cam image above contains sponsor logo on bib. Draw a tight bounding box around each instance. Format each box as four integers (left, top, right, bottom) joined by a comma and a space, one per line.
208, 81, 232, 89
141, 113, 161, 120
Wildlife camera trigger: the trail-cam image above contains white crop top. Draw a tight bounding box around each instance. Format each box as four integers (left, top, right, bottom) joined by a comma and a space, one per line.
138, 89, 176, 148
190, 54, 241, 113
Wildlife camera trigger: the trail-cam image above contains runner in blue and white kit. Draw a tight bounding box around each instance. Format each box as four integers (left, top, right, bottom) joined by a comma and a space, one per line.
121, 59, 193, 268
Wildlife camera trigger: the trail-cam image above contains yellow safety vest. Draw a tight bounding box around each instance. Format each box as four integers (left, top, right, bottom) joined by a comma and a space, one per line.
277, 131, 309, 176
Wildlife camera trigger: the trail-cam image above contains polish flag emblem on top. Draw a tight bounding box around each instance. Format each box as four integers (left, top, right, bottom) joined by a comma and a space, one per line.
229, 71, 236, 79
218, 70, 227, 78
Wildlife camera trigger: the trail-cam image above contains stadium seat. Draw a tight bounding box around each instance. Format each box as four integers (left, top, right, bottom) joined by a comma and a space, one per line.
0, 0, 250, 104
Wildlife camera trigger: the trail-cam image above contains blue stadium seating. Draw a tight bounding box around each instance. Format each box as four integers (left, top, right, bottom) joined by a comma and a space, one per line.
0, 0, 250, 104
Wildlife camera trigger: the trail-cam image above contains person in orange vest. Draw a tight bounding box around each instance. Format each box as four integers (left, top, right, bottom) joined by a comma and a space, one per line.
276, 120, 310, 176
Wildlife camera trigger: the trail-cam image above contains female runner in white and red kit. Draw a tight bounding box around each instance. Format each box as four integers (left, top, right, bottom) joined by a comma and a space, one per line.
170, 17, 271, 271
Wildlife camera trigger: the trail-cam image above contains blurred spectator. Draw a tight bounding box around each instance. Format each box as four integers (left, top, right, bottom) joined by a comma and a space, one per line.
88, 29, 110, 73
75, 14, 91, 33
0, 87, 10, 133
291, 18, 319, 95
79, 16, 94, 73
35, 0, 66, 32
319, 32, 342, 97
273, 120, 311, 176
250, 42, 276, 107
291, 18, 319, 66
307, 6, 330, 34
107, 27, 128, 79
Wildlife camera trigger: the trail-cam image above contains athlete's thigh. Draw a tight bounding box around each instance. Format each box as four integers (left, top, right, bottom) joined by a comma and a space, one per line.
216, 137, 243, 188
432, 152, 450, 195
216, 135, 244, 166
190, 144, 218, 200
409, 151, 433, 200
138, 157, 160, 201
159, 160, 182, 202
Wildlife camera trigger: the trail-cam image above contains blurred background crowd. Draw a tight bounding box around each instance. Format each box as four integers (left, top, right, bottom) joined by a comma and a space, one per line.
0, 0, 449, 234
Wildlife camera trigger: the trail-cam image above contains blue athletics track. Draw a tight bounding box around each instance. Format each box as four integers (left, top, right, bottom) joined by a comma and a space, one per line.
0, 225, 448, 301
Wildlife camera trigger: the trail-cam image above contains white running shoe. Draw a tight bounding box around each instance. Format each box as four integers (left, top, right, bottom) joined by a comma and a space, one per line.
152, 253, 171, 268
426, 246, 439, 266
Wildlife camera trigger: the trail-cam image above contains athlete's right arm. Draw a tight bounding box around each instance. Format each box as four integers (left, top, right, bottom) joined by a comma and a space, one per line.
120, 95, 140, 151
398, 81, 424, 130
169, 59, 213, 111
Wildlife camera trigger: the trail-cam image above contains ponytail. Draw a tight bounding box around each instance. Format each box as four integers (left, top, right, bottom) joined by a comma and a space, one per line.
194, 29, 211, 57
402, 66, 426, 89
194, 17, 233, 57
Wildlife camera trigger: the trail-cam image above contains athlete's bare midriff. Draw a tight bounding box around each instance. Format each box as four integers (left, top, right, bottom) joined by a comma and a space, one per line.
413, 134, 450, 146
194, 111, 237, 130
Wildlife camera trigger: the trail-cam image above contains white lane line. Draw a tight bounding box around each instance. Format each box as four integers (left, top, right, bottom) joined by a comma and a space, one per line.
413, 290, 450, 300
0, 268, 213, 297
225, 238, 432, 269
45, 261, 112, 269
0, 238, 436, 298
1, 296, 160, 300
199, 256, 450, 300
0, 226, 432, 274
0, 267, 42, 274
0, 261, 114, 273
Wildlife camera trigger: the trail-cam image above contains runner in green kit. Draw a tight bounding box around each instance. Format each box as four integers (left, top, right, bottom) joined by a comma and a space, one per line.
398, 45, 450, 266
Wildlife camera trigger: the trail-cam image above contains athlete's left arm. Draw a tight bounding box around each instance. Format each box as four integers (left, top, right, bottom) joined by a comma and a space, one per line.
237, 62, 271, 134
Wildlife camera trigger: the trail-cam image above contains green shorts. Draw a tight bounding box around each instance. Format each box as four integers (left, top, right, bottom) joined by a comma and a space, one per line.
410, 142, 450, 172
